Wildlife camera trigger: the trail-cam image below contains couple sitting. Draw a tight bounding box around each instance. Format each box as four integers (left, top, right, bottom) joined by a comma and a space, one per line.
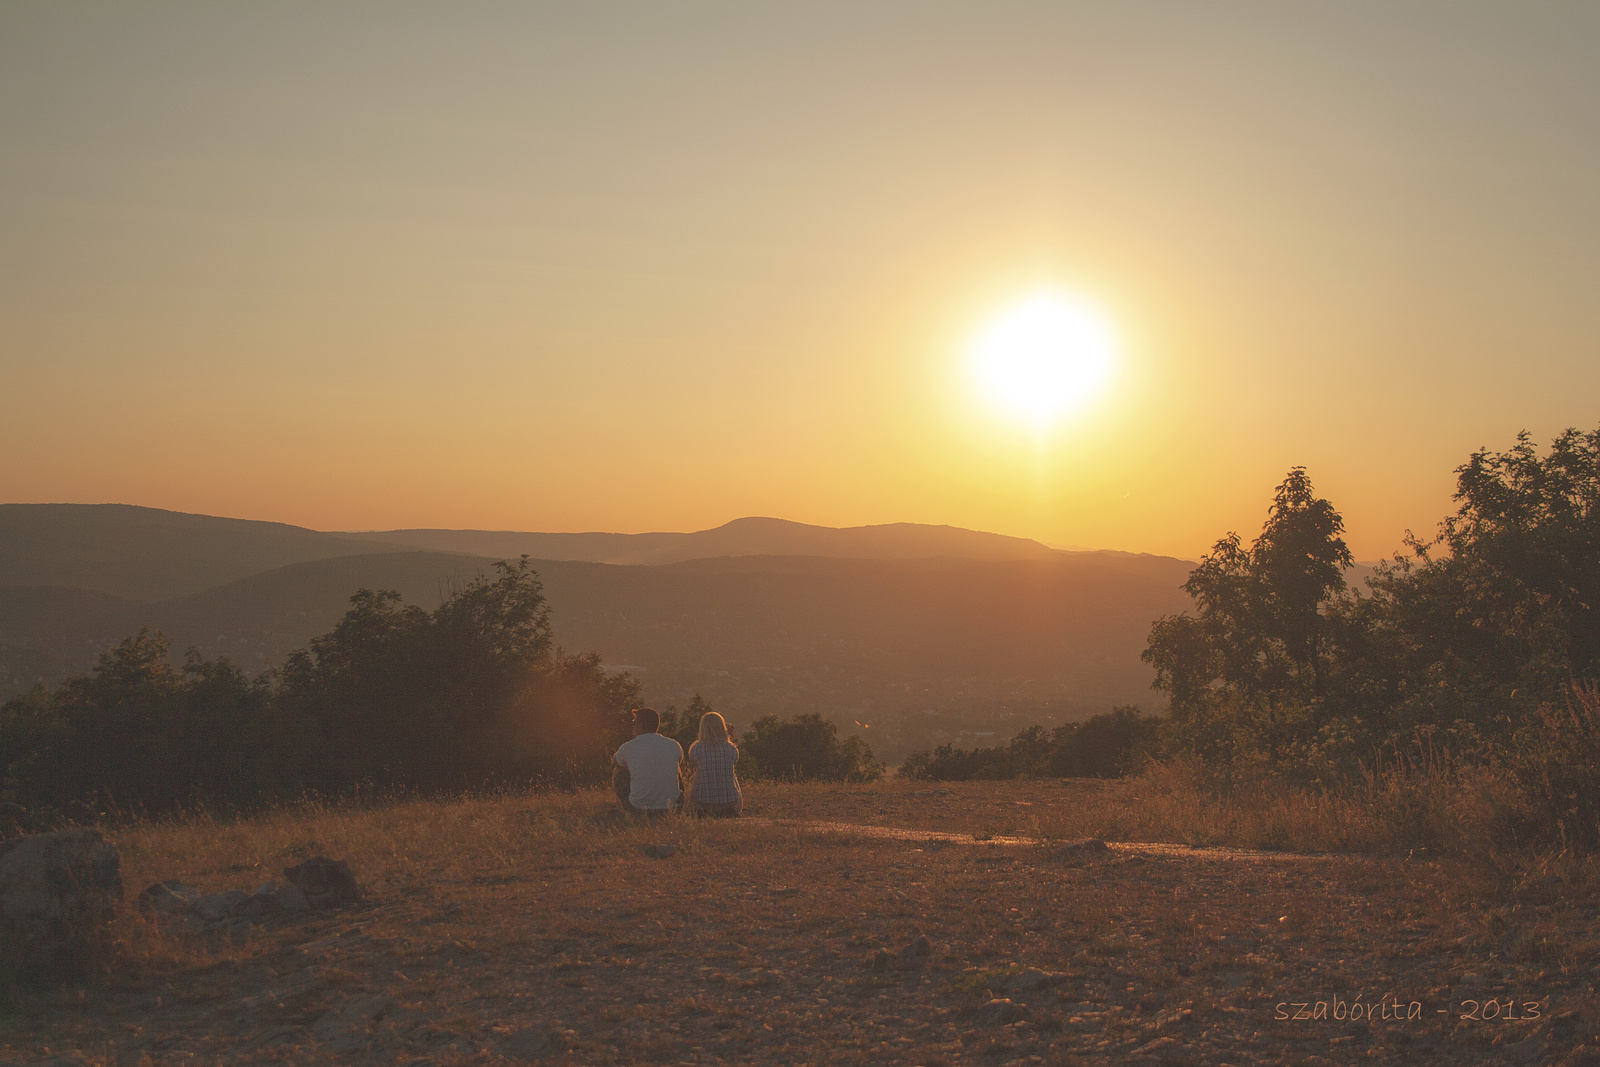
613, 707, 743, 818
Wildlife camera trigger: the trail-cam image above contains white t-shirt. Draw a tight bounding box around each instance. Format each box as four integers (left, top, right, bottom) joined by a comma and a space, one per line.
614, 732, 684, 809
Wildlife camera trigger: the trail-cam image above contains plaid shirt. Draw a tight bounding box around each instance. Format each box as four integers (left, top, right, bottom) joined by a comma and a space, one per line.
688, 739, 742, 805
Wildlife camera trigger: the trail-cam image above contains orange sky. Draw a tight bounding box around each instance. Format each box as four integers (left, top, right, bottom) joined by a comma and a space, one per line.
3, 4, 1598, 560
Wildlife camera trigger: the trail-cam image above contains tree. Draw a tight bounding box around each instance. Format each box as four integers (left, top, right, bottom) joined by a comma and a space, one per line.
1143, 468, 1353, 762
2, 629, 271, 814
1350, 427, 1600, 744
276, 556, 632, 791
659, 694, 718, 753
738, 713, 884, 782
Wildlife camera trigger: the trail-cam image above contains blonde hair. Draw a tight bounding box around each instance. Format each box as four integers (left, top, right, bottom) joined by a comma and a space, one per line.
698, 711, 730, 746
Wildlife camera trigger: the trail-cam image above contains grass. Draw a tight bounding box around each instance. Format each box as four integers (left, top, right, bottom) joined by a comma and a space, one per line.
4, 775, 1600, 1063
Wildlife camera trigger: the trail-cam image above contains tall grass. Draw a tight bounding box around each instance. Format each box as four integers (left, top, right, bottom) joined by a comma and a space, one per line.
1039, 683, 1600, 899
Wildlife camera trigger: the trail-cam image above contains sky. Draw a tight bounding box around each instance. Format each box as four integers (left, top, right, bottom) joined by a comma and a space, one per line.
3, 2, 1598, 560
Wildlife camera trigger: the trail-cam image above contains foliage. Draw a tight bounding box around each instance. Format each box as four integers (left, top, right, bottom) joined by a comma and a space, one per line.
899, 707, 1157, 781
3, 629, 273, 814
738, 713, 884, 782
1144, 428, 1600, 789
1346, 427, 1600, 746
658, 693, 718, 753
1499, 682, 1600, 853
0, 558, 639, 814
1143, 468, 1352, 764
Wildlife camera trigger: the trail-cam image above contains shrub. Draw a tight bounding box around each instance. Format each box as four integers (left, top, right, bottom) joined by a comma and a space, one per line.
1501, 682, 1600, 853
0, 558, 640, 814
900, 708, 1157, 781
738, 713, 884, 782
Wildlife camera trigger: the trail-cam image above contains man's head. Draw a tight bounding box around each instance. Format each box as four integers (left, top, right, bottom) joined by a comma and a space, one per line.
631, 707, 660, 736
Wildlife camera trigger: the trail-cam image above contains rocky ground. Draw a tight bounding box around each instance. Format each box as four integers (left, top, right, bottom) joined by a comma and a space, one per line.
3, 781, 1599, 1065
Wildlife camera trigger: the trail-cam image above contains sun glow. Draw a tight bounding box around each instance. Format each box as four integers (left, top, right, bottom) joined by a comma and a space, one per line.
969, 291, 1116, 429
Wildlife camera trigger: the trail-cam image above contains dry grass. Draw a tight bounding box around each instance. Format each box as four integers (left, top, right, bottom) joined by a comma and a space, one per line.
4, 780, 1599, 1065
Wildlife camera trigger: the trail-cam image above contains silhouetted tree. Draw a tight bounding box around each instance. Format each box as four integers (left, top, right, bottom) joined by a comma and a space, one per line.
899, 707, 1155, 781
1, 628, 271, 814
276, 556, 633, 791
1340, 427, 1600, 748
1, 556, 639, 813
739, 713, 883, 782
1143, 468, 1353, 762
659, 694, 717, 753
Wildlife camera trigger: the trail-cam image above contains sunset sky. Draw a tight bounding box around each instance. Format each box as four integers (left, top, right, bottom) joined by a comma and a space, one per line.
3, 3, 1597, 560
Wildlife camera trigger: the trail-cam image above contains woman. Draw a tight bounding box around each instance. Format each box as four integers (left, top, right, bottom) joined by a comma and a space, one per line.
686, 711, 743, 817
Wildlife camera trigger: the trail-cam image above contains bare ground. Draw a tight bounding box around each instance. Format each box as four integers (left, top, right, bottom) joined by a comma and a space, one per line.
4, 780, 1599, 1066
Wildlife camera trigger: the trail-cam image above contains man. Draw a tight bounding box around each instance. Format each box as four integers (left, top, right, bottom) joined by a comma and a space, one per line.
613, 707, 684, 817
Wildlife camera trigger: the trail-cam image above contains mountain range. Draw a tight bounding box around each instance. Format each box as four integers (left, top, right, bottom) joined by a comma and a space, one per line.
0, 503, 1198, 760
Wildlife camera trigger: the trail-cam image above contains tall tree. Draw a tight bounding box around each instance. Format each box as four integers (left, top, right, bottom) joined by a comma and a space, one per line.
1353, 427, 1600, 742
1144, 468, 1352, 761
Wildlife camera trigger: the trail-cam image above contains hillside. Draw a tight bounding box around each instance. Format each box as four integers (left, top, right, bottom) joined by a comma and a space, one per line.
0, 505, 1203, 757
6, 782, 1592, 1065
0, 549, 1192, 759
342, 516, 1067, 566
0, 504, 407, 601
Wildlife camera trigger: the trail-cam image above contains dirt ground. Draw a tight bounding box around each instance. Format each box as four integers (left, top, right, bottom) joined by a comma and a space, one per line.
4, 780, 1599, 1065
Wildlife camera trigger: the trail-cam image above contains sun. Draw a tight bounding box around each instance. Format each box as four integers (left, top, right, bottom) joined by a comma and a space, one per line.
969, 291, 1116, 429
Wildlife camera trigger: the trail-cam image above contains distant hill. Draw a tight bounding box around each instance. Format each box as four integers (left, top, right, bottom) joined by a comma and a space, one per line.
0, 548, 1194, 760
340, 516, 1067, 566
0, 504, 1205, 758
0, 504, 407, 601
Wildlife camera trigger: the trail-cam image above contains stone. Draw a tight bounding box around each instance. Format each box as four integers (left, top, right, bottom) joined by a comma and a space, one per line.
194, 890, 249, 923
284, 856, 362, 908
135, 880, 200, 917
253, 880, 310, 914
0, 827, 122, 976
642, 844, 679, 859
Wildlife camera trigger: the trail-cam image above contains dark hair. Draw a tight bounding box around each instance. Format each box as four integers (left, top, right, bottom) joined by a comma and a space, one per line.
632, 707, 660, 732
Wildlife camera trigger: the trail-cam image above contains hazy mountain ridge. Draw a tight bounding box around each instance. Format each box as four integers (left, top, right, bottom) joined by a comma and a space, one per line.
0, 505, 1200, 757
0, 503, 409, 601
340, 515, 1071, 566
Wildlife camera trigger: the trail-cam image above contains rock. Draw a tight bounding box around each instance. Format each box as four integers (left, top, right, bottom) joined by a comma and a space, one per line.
155, 879, 310, 927
642, 844, 679, 859
253, 880, 310, 914
284, 857, 362, 908
870, 935, 934, 971
977, 998, 1026, 1026
136, 880, 200, 917
225, 881, 308, 920
0, 827, 122, 976
1051, 838, 1110, 861
195, 889, 250, 923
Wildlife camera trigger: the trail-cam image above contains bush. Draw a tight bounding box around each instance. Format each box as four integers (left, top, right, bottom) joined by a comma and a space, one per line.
738, 713, 884, 782
0, 558, 640, 814
900, 707, 1157, 781
1501, 682, 1600, 853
